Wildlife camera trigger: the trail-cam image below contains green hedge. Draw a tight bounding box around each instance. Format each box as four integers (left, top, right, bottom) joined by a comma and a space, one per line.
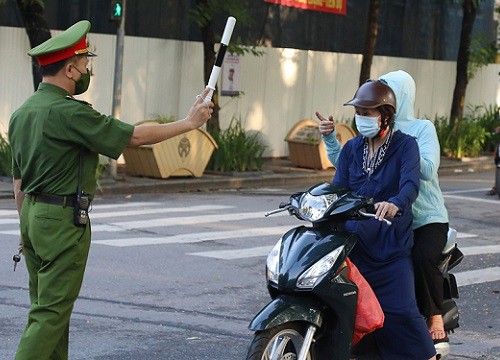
435, 104, 498, 158
0, 133, 12, 178
209, 118, 266, 172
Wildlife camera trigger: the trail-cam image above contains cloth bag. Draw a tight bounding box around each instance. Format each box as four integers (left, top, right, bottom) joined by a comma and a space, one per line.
345, 258, 385, 345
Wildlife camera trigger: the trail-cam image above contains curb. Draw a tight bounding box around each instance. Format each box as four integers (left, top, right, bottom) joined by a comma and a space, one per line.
0, 157, 494, 199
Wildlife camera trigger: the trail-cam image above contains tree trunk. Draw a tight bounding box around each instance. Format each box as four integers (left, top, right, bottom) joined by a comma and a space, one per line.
15, 0, 51, 91
359, 0, 380, 86
450, 0, 478, 126
196, 0, 220, 136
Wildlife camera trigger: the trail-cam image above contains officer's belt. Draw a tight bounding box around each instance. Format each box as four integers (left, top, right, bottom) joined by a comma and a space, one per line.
25, 193, 78, 207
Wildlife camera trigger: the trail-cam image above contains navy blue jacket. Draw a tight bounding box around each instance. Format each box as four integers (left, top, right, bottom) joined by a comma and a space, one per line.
333, 130, 420, 263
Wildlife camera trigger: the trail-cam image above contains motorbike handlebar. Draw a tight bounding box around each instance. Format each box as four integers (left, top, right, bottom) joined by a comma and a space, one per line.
358, 209, 393, 226
264, 203, 291, 217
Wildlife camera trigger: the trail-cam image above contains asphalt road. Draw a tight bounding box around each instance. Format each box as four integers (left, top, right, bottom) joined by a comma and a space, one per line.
0, 169, 498, 360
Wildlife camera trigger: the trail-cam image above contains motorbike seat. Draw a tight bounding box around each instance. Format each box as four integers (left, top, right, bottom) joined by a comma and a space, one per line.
442, 228, 458, 255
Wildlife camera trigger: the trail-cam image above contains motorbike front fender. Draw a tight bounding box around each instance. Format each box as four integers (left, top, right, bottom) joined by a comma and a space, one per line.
248, 294, 323, 331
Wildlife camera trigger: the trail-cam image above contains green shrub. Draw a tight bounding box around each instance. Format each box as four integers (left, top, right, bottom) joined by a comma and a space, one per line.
0, 133, 12, 178
153, 114, 176, 124
209, 118, 266, 172
474, 104, 500, 152
434, 105, 492, 158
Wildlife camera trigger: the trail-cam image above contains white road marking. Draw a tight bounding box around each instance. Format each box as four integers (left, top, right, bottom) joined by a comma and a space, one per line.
442, 188, 490, 195
443, 194, 499, 205
0, 202, 164, 217
455, 267, 500, 287
89, 205, 233, 220
460, 245, 500, 256
0, 205, 235, 226
188, 243, 500, 260
457, 232, 478, 239
0, 219, 18, 225
93, 226, 290, 247
0, 210, 18, 217
90, 211, 286, 232
188, 246, 273, 260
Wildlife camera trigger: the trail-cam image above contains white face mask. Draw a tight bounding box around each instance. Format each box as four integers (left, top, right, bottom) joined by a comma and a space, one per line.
355, 114, 380, 138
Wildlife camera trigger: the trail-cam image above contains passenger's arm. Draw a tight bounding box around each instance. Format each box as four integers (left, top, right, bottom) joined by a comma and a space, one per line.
323, 132, 342, 168
387, 138, 420, 211
418, 122, 441, 181
333, 141, 351, 189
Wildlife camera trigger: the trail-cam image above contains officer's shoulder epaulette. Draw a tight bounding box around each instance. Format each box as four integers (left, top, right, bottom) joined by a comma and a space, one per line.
65, 95, 93, 107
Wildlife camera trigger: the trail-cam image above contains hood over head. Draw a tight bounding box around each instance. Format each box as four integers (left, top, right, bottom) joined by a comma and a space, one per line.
378, 70, 416, 124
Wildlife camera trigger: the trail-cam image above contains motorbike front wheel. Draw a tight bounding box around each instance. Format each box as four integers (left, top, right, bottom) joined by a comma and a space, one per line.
246, 322, 316, 360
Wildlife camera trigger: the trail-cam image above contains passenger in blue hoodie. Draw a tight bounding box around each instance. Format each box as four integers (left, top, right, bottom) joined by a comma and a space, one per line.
334, 80, 436, 360
319, 70, 449, 342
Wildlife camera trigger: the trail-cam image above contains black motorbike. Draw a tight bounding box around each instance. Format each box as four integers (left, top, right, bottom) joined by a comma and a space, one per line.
245, 183, 462, 360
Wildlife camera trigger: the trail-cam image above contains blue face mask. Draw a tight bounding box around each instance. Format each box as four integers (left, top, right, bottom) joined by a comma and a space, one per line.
355, 114, 380, 138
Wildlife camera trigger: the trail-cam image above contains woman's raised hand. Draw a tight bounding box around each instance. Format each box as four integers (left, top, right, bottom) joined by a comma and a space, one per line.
315, 111, 336, 136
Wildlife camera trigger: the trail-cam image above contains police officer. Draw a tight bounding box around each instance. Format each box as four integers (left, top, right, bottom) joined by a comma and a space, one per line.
9, 20, 213, 360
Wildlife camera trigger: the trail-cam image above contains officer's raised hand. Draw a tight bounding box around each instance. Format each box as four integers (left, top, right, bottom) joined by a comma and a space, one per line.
185, 87, 214, 129
129, 87, 214, 146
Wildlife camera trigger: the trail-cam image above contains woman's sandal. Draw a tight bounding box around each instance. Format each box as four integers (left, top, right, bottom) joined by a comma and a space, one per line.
430, 329, 449, 344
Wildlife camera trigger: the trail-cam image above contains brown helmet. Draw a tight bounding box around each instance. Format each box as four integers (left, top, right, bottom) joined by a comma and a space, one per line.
344, 80, 396, 111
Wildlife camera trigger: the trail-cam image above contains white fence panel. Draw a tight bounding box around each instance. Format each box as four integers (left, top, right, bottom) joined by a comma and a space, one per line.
1, 26, 498, 158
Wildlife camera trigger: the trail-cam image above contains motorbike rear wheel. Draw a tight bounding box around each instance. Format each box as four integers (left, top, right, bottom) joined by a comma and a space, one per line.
246, 322, 316, 360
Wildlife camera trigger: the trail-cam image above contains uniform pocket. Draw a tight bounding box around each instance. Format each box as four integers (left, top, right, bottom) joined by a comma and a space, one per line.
33, 203, 64, 228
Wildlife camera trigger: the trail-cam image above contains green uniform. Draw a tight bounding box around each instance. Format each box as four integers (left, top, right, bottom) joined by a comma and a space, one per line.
9, 82, 133, 360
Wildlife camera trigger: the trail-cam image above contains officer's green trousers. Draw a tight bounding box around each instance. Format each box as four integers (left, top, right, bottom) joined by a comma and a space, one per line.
15, 197, 91, 360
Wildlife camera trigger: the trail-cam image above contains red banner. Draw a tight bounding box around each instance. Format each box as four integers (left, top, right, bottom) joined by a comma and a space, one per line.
264, 0, 347, 15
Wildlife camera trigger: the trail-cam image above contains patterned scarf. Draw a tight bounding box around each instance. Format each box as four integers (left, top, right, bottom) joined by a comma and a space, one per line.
362, 130, 394, 176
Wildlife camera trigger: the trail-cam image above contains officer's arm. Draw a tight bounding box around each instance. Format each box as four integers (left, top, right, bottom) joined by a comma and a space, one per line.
13, 179, 23, 217
129, 120, 194, 146
129, 87, 213, 146
13, 179, 23, 249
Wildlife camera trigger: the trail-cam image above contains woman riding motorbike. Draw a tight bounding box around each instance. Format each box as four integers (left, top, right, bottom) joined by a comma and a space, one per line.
319, 70, 450, 342
332, 80, 436, 359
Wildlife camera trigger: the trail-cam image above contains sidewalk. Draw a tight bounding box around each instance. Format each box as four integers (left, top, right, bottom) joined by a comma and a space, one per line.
0, 156, 495, 199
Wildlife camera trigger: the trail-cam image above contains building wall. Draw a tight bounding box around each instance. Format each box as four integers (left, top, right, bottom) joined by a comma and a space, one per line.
1, 26, 499, 158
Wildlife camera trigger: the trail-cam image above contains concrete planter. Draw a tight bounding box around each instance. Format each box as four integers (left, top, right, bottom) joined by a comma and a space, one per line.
123, 121, 218, 179
285, 119, 356, 170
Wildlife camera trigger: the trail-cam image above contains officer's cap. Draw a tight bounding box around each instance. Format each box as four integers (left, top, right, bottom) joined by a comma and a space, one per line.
28, 20, 97, 66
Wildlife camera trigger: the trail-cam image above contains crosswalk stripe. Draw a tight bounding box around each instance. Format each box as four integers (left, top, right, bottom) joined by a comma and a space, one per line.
0, 205, 236, 226
188, 244, 500, 260
460, 245, 500, 256
188, 246, 273, 260
0, 219, 18, 225
442, 188, 490, 195
443, 194, 499, 205
457, 232, 478, 239
0, 202, 164, 217
89, 205, 233, 220
455, 267, 500, 287
93, 226, 290, 247
90, 211, 286, 232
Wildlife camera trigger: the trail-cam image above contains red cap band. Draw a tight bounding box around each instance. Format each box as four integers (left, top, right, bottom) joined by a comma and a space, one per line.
36, 37, 88, 66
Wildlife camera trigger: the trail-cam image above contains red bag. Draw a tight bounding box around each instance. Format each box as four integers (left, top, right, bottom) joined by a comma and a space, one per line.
345, 258, 385, 345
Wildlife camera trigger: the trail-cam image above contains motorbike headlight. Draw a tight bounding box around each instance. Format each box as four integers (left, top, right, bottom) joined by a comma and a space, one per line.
296, 246, 345, 289
298, 193, 338, 221
266, 238, 282, 285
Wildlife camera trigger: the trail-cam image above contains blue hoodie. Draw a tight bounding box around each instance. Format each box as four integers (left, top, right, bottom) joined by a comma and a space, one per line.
324, 70, 448, 229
